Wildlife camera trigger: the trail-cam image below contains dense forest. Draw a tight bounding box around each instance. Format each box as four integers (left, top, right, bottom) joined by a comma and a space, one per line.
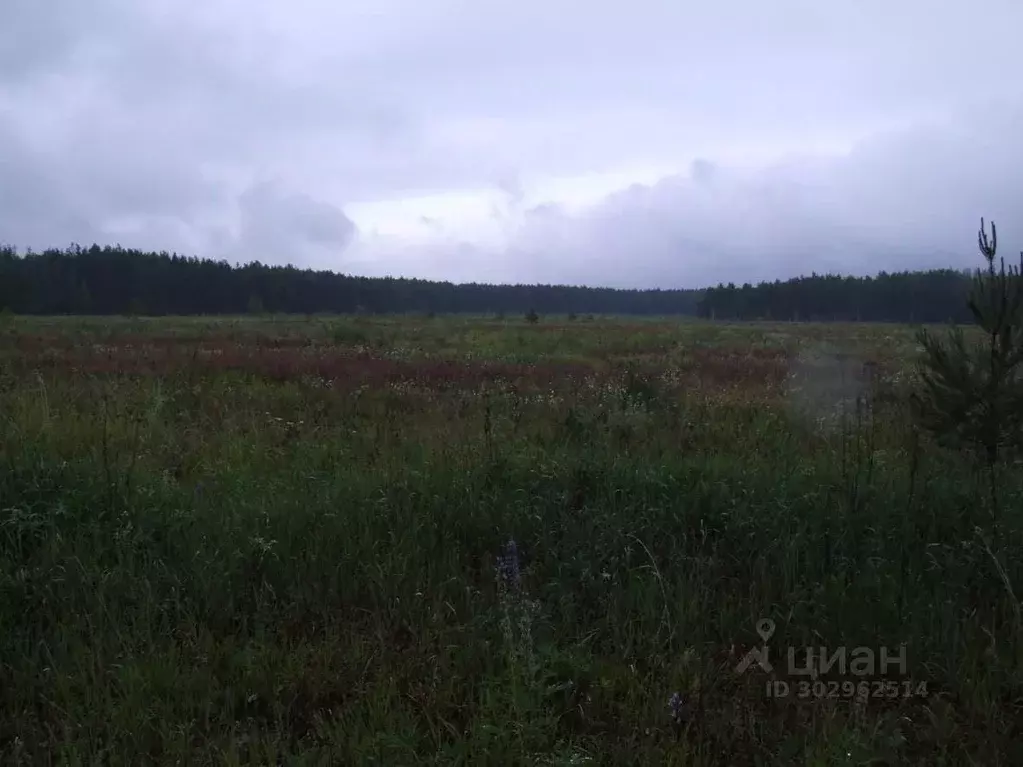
0, 244, 700, 316
0, 243, 978, 322
695, 269, 977, 323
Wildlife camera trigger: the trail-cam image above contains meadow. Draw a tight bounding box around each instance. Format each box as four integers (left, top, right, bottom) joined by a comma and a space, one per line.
1, 313, 1022, 765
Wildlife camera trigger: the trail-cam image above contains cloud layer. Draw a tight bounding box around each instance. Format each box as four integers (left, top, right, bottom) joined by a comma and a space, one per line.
2, 0, 1021, 287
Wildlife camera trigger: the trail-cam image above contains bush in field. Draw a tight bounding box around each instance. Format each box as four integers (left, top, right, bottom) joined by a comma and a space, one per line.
912, 218, 1023, 515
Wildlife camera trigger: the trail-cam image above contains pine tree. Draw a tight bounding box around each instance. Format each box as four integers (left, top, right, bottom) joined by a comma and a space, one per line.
247, 293, 265, 315
911, 218, 1023, 517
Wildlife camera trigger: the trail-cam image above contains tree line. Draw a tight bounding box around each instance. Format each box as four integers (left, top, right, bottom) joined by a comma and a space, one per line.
0, 242, 982, 321
695, 269, 977, 323
0, 244, 702, 317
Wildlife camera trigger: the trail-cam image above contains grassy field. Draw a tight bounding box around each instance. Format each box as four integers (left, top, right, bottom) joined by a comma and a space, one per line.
1, 313, 1022, 765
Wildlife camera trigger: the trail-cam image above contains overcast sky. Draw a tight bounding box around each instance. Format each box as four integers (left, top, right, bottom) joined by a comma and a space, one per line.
2, 0, 1022, 288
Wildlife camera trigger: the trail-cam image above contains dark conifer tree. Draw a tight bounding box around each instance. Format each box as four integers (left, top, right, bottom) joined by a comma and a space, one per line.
911, 219, 1023, 518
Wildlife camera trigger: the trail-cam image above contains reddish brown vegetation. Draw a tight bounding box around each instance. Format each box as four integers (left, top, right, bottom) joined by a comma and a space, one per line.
7, 339, 596, 394
2, 329, 798, 400
679, 347, 790, 389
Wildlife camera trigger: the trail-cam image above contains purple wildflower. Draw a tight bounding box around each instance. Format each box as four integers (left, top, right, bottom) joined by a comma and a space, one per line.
668, 691, 685, 722
496, 538, 521, 591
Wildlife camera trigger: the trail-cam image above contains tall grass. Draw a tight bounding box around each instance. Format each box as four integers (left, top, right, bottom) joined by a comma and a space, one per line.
0, 315, 1021, 764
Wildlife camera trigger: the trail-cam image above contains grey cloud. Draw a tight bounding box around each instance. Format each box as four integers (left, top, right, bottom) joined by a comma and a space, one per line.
346, 234, 520, 286
2, 0, 1023, 286
689, 161, 718, 189
0, 115, 101, 247
0, 0, 118, 83
421, 101, 1023, 289
228, 180, 356, 268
